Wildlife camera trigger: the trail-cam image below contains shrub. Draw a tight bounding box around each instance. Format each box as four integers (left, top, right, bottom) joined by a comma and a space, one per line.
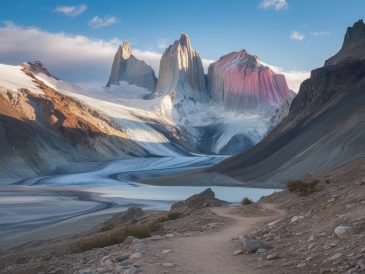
167, 212, 181, 220
287, 180, 319, 196
98, 221, 115, 232
74, 224, 150, 252
241, 197, 253, 205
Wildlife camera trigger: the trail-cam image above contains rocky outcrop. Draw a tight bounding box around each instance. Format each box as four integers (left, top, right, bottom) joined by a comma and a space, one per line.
325, 19, 365, 66
107, 41, 157, 91
170, 188, 226, 215
208, 50, 293, 111
156, 33, 207, 100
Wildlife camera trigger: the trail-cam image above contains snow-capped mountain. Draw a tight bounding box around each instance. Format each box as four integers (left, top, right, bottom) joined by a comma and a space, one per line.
0, 33, 295, 178
106, 41, 157, 91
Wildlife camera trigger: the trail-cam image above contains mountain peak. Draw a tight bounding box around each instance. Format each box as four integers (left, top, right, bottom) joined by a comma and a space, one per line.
325, 19, 365, 66
120, 41, 132, 59
343, 19, 365, 48
179, 33, 191, 47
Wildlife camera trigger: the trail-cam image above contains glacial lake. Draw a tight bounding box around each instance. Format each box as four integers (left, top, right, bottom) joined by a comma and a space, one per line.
0, 156, 279, 249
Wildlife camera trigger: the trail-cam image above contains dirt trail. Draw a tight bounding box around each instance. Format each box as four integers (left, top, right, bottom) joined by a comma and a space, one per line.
151, 204, 282, 274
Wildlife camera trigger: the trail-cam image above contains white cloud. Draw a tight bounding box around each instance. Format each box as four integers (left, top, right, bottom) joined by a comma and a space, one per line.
54, 4, 87, 17
310, 31, 330, 37
157, 38, 170, 50
259, 0, 288, 10
291, 31, 304, 41
88, 16, 118, 29
261, 61, 309, 92
0, 22, 308, 92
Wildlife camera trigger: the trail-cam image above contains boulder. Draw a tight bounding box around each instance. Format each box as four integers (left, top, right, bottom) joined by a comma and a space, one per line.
334, 225, 350, 238
240, 235, 271, 253
170, 188, 226, 215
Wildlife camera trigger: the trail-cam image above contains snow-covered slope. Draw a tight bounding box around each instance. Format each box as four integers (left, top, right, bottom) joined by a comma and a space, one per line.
33, 71, 186, 157
0, 64, 43, 94
0, 63, 196, 179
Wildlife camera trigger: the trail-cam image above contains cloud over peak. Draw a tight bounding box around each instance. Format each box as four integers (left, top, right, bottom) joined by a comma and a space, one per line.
54, 4, 87, 17
88, 16, 119, 29
291, 31, 304, 41
259, 0, 288, 10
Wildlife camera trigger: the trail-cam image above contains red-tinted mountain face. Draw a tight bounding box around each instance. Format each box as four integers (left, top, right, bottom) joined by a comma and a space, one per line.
208, 50, 293, 111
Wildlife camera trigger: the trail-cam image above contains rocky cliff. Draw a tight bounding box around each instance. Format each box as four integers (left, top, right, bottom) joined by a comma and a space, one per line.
156, 33, 207, 100
107, 41, 157, 91
325, 19, 365, 66
208, 50, 293, 111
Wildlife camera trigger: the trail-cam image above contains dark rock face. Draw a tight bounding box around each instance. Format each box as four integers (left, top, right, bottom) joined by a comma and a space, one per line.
212, 20, 365, 186
23, 61, 58, 79
170, 188, 226, 215
325, 20, 365, 66
106, 41, 157, 91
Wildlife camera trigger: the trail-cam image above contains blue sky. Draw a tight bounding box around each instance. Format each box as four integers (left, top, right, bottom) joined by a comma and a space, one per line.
0, 0, 364, 89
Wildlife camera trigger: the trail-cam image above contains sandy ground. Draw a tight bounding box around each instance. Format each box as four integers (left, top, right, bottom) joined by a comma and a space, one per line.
139, 204, 282, 274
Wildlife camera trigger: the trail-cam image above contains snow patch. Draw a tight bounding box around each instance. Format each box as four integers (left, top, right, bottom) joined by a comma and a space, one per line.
0, 64, 43, 94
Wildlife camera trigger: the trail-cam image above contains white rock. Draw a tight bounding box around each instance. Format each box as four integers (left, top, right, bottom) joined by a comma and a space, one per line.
334, 226, 350, 238
162, 249, 172, 254
233, 249, 243, 255
130, 253, 142, 259
266, 253, 279, 260
290, 215, 304, 223
327, 253, 342, 262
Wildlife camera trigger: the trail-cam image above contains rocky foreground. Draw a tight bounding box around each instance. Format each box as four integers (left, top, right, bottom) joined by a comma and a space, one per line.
1, 158, 364, 274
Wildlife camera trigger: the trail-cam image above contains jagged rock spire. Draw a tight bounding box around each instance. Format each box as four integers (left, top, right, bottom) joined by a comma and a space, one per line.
106, 41, 157, 90
156, 33, 207, 99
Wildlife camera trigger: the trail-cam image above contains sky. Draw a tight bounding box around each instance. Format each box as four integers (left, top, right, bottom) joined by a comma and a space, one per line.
0, 0, 364, 91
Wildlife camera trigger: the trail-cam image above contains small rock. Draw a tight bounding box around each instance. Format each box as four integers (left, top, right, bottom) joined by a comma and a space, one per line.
233, 249, 243, 255
165, 233, 175, 238
123, 266, 138, 274
115, 255, 129, 262
162, 249, 172, 254
268, 219, 280, 227
266, 253, 279, 260
334, 226, 350, 238
308, 235, 315, 241
130, 253, 142, 259
150, 235, 162, 241
297, 262, 306, 268
290, 215, 304, 223
256, 248, 268, 253
162, 263, 174, 267
327, 253, 342, 262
